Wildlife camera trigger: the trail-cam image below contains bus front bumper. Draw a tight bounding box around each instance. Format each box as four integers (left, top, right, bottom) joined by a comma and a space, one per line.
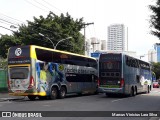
98, 87, 123, 94
9, 92, 47, 96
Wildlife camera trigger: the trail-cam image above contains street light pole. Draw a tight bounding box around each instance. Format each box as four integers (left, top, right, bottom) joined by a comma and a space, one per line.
54, 37, 72, 49
39, 33, 72, 49
140, 55, 145, 59
39, 33, 55, 48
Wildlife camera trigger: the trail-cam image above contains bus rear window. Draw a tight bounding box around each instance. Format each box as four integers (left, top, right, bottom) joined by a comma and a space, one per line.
100, 54, 121, 61
100, 62, 120, 70
9, 67, 29, 79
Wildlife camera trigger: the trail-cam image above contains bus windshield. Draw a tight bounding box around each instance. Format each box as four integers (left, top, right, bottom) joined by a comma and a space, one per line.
9, 67, 29, 79
99, 53, 122, 87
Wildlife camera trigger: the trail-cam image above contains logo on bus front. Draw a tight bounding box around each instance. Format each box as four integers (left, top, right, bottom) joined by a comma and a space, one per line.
15, 48, 22, 56
107, 62, 113, 69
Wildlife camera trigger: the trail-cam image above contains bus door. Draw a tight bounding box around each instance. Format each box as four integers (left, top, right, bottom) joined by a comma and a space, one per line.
8, 66, 31, 92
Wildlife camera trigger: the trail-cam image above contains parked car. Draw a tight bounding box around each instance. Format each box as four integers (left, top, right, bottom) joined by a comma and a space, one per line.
153, 82, 159, 88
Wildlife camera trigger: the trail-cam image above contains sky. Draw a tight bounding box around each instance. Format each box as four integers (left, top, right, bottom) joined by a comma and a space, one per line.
0, 0, 159, 61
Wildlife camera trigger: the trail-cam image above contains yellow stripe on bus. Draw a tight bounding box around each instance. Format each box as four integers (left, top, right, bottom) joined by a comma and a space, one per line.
8, 64, 30, 67
30, 45, 96, 60
9, 92, 47, 96
30, 45, 37, 59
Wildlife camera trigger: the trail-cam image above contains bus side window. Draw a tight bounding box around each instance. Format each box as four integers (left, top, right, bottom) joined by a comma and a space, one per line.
136, 75, 140, 83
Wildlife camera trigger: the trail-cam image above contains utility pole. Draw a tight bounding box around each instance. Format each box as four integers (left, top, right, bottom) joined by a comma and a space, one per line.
91, 42, 100, 52
83, 22, 94, 55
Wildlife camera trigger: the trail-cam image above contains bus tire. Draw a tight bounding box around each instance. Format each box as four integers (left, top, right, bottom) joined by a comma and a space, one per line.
28, 95, 36, 101
78, 93, 82, 96
130, 87, 135, 97
106, 93, 112, 97
58, 86, 66, 99
135, 86, 138, 95
94, 90, 99, 95
38, 96, 46, 100
50, 87, 58, 100
147, 86, 150, 93
150, 85, 152, 91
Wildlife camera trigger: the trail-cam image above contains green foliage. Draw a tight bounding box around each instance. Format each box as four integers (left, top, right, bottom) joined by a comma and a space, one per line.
0, 58, 7, 70
0, 35, 21, 58
149, 0, 160, 39
151, 62, 160, 79
0, 12, 85, 58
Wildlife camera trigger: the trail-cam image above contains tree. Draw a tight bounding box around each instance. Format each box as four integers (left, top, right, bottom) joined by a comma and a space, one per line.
151, 62, 160, 79
14, 12, 84, 53
0, 12, 85, 58
0, 35, 21, 58
149, 0, 160, 39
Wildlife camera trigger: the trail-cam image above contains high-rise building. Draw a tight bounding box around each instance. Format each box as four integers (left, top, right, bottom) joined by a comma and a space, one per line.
101, 40, 107, 50
85, 37, 107, 56
154, 43, 160, 62
90, 37, 100, 52
107, 24, 125, 51
148, 49, 157, 63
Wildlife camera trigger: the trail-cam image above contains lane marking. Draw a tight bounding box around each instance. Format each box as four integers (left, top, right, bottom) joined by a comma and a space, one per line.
111, 98, 124, 102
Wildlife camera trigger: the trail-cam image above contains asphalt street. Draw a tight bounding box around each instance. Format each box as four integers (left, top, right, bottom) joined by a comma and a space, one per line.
0, 88, 160, 120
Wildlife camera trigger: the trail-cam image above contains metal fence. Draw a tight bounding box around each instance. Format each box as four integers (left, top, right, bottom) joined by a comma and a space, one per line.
0, 69, 7, 92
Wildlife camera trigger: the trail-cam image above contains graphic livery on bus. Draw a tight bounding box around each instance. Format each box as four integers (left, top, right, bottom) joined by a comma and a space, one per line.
98, 53, 152, 96
8, 45, 98, 100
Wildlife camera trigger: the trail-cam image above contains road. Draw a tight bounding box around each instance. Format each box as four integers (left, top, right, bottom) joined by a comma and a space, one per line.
0, 88, 160, 120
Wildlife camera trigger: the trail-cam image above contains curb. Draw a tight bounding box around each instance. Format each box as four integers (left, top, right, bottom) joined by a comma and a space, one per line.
0, 97, 26, 102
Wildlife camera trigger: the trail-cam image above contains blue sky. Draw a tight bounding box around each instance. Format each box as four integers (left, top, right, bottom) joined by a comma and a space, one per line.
0, 0, 159, 60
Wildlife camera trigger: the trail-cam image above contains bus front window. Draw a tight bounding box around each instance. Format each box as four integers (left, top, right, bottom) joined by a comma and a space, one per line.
10, 67, 29, 79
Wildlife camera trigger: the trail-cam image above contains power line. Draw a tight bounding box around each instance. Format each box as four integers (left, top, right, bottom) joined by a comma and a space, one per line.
24, 0, 48, 13
41, 0, 63, 13
0, 12, 24, 24
0, 25, 16, 32
0, 18, 18, 26
33, 0, 50, 11
0, 20, 12, 26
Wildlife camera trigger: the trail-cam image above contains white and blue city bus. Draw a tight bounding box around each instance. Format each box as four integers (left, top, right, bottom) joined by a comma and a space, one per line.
98, 52, 152, 96
7, 45, 98, 100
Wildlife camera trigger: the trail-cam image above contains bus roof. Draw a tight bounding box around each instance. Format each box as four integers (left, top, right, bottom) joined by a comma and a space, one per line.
30, 45, 96, 60
100, 52, 150, 64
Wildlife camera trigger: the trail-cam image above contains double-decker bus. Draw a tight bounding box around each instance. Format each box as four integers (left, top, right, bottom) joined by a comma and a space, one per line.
7, 45, 98, 100
98, 53, 152, 97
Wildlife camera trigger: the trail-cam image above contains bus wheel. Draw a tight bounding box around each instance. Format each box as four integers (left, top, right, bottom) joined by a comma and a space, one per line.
28, 95, 36, 101
78, 93, 82, 96
50, 87, 58, 100
38, 96, 46, 100
147, 86, 150, 93
135, 87, 138, 95
130, 87, 135, 97
58, 87, 66, 99
150, 85, 152, 91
